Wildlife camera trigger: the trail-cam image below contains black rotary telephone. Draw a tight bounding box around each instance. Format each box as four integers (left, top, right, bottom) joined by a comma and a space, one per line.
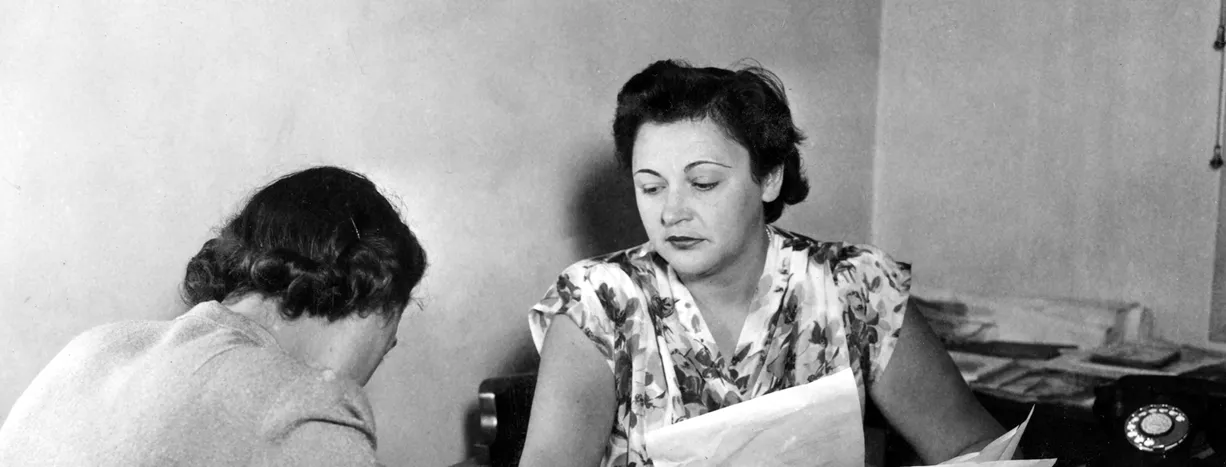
1092, 375, 1226, 466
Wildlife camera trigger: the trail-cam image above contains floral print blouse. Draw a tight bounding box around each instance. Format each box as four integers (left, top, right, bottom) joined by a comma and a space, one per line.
528, 227, 912, 467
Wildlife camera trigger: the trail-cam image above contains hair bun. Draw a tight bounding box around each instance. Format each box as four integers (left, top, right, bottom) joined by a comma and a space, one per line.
250, 249, 318, 292
249, 249, 347, 319
182, 238, 231, 304
336, 239, 398, 305
283, 265, 348, 320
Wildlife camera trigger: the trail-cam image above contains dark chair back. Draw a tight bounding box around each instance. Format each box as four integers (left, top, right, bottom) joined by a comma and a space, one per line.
475, 373, 538, 467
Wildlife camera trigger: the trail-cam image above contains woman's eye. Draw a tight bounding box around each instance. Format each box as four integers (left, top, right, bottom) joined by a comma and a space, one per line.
692, 181, 719, 191
640, 185, 663, 195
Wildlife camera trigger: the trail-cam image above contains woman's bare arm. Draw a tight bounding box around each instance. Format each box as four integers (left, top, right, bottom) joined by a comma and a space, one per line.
518, 317, 616, 467
869, 300, 1006, 463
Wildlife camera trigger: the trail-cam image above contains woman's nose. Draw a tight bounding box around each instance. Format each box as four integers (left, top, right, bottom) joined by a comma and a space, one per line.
660, 189, 692, 226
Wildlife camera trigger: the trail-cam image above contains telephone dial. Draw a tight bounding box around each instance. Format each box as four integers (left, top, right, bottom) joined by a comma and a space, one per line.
1092, 374, 1226, 466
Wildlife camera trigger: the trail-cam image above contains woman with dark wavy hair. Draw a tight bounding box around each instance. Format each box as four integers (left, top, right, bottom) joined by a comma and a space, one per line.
520, 60, 1005, 466
0, 166, 427, 466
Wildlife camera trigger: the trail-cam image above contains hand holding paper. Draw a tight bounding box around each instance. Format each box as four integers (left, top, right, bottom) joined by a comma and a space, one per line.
645, 367, 1058, 467
917, 407, 1056, 467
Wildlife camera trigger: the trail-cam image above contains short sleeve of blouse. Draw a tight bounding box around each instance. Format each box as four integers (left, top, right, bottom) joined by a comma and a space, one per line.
835, 244, 912, 387
528, 261, 626, 376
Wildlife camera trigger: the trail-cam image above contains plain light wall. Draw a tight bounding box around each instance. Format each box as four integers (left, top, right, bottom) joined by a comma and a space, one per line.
874, 1, 1224, 347
0, 1, 882, 465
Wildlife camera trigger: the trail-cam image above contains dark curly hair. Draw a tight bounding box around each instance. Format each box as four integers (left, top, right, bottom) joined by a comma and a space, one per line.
182, 166, 428, 321
612, 59, 810, 223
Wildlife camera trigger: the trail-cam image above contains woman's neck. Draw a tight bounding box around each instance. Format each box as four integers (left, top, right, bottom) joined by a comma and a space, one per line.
222, 294, 330, 364
679, 226, 771, 314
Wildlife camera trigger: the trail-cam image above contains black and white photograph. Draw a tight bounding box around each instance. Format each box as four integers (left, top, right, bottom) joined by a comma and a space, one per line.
2, 2, 1225, 466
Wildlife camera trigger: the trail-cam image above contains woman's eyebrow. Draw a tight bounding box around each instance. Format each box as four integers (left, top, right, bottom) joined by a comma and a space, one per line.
684, 160, 732, 171
634, 161, 730, 177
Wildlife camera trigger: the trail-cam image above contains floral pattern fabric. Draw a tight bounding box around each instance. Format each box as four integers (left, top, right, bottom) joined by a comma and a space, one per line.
528, 227, 912, 467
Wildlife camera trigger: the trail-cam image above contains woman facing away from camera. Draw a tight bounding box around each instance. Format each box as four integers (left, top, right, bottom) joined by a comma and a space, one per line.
520, 60, 1006, 466
0, 166, 427, 466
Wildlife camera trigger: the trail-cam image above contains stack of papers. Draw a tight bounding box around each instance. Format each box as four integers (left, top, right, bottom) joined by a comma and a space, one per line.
947, 350, 1105, 409
912, 288, 1154, 349
1038, 345, 1226, 379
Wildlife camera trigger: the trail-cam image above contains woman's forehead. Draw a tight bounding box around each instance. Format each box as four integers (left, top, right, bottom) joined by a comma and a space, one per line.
632, 119, 748, 170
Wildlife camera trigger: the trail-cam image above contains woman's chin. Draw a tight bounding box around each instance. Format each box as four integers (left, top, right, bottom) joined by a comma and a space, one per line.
657, 250, 714, 278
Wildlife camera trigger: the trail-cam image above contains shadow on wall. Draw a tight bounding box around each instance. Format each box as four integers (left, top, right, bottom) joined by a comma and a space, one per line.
568, 144, 647, 259
459, 142, 646, 462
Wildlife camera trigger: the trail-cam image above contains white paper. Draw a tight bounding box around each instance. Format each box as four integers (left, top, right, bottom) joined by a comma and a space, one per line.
645, 367, 863, 467
937, 462, 1055, 467
645, 368, 1058, 467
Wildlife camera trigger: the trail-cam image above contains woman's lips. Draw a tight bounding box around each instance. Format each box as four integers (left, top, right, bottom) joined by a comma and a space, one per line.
666, 236, 703, 249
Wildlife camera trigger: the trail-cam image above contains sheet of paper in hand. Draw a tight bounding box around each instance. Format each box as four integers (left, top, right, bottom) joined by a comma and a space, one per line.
912, 406, 1056, 467
936, 462, 1055, 467
644, 367, 864, 467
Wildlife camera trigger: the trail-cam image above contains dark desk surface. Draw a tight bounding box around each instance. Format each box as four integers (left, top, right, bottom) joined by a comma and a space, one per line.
452, 392, 1105, 467
977, 393, 1104, 466
881, 392, 1103, 467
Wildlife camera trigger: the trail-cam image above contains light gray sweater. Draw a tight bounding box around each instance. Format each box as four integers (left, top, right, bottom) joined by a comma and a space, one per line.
0, 301, 382, 466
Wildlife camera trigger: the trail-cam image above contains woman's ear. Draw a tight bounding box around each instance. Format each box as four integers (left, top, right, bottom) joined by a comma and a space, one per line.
761, 166, 783, 203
